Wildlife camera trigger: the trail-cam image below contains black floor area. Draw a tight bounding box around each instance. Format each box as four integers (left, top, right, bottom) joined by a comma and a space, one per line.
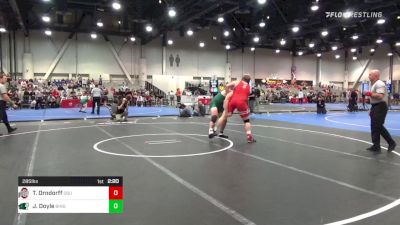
1, 117, 400, 225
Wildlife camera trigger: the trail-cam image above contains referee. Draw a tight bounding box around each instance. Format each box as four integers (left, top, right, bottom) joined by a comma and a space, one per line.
0, 74, 17, 136
91, 84, 102, 115
364, 70, 396, 153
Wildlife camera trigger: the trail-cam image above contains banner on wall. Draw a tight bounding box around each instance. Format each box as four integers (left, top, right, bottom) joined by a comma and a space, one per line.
209, 79, 219, 95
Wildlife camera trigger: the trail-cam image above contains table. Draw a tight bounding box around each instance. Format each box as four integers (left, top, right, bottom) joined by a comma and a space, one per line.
197, 96, 212, 105
61, 99, 93, 108
290, 98, 309, 104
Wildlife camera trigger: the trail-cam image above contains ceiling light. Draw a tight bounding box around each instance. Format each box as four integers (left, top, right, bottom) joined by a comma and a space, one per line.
275, 49, 280, 54
352, 34, 358, 40
212, 36, 217, 40
352, 56, 357, 60
223, 30, 230, 37
267, 16, 270, 20
253, 36, 260, 43
112, 1, 121, 10
292, 26, 300, 33
370, 48, 375, 53
388, 52, 393, 56
259, 21, 266, 28
342, 27, 347, 31
145, 24, 153, 32
199, 42, 205, 48
309, 42, 315, 48
130, 36, 136, 42
316, 53, 322, 57
167, 39, 173, 45
186, 29, 193, 36
168, 8, 177, 18
257, 0, 267, 5
298, 51, 303, 56
321, 30, 328, 37
350, 48, 356, 53
217, 16, 224, 23
250, 47, 255, 51
311, 5, 319, 11
331, 45, 338, 51
0, 27, 6, 33
91, 33, 97, 39
44, 29, 52, 36
280, 38, 286, 46
377, 18, 385, 24
335, 54, 340, 59
42, 15, 50, 23
97, 21, 103, 27
343, 11, 352, 19
118, 20, 121, 24
233, 27, 236, 31
42, 0, 50, 2
225, 44, 231, 50
376, 38, 383, 44
396, 42, 400, 46
397, 15, 400, 20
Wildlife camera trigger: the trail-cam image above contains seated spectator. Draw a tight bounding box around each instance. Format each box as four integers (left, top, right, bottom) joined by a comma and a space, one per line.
35, 88, 45, 110
51, 88, 60, 98
193, 103, 205, 117
178, 103, 192, 117
115, 98, 129, 122
30, 100, 37, 109
48, 95, 57, 108
137, 95, 143, 107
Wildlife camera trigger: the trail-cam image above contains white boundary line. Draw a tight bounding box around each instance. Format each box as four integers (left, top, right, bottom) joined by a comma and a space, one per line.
143, 120, 400, 225
152, 125, 396, 203
4, 119, 400, 224
13, 123, 42, 225
96, 127, 256, 225
325, 199, 400, 225
93, 133, 233, 158
325, 113, 400, 131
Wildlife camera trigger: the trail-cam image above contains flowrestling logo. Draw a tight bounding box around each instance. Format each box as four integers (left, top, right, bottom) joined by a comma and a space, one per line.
325, 11, 383, 18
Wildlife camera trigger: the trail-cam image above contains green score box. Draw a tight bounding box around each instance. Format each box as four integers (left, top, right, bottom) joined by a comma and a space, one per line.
109, 200, 124, 214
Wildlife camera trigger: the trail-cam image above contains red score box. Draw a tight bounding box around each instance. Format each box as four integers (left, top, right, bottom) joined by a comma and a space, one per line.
109, 186, 123, 200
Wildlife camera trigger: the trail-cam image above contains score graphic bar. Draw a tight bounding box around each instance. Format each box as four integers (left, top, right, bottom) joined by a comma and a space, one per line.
18, 176, 123, 214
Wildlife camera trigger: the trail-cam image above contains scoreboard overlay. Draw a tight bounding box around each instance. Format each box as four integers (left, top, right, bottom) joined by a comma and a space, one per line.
18, 176, 123, 214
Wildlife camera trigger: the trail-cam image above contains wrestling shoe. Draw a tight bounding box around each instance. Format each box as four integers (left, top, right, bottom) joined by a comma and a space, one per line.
208, 131, 217, 139
247, 134, 256, 143
218, 133, 229, 138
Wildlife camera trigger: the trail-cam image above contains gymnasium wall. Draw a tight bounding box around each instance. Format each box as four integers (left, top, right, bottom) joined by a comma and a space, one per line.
1, 29, 398, 86
348, 45, 400, 82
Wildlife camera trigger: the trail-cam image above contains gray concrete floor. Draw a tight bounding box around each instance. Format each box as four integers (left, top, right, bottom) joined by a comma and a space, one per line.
1, 117, 400, 225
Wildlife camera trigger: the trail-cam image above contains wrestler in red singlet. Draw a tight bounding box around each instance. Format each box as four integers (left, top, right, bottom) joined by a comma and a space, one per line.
228, 79, 251, 118
226, 74, 256, 143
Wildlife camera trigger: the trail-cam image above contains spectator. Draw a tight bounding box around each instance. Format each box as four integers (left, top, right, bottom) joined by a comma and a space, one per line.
298, 90, 304, 104
176, 88, 182, 104
169, 90, 175, 106
115, 98, 128, 121
316, 96, 327, 114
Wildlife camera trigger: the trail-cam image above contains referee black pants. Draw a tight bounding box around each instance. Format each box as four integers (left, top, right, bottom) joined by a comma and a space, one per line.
92, 97, 101, 115
370, 102, 395, 147
0, 100, 12, 132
